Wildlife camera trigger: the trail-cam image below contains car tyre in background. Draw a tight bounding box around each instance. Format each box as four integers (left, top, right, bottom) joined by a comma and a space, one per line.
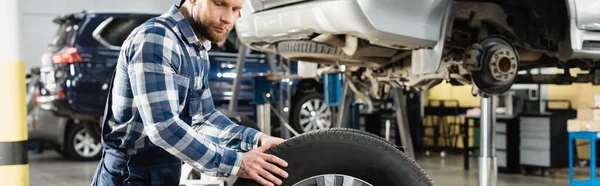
83, 119, 102, 142
64, 124, 102, 161
277, 40, 388, 65
234, 128, 434, 186
290, 92, 332, 134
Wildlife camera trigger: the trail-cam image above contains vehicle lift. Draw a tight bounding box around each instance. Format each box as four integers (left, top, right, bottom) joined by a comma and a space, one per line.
477, 95, 497, 186
229, 44, 417, 159
228, 44, 497, 186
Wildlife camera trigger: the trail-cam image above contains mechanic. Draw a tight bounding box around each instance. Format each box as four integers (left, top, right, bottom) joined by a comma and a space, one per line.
90, 0, 289, 185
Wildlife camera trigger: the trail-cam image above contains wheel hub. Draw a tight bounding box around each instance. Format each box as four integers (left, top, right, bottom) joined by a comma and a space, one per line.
300, 98, 332, 132
470, 36, 519, 96
74, 129, 102, 158
489, 50, 518, 82
293, 174, 373, 186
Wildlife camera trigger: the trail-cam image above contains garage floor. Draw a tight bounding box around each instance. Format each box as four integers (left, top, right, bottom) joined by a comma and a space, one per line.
30, 151, 588, 186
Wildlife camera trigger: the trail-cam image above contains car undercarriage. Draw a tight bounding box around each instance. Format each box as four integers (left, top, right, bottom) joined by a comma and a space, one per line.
237, 0, 600, 99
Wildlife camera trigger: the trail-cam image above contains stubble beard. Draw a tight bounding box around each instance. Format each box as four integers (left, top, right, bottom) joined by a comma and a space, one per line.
191, 11, 229, 43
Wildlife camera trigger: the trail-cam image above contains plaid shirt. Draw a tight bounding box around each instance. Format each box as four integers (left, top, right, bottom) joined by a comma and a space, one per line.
103, 5, 263, 177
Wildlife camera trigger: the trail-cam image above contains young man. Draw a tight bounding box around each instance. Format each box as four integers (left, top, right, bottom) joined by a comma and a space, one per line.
91, 0, 289, 185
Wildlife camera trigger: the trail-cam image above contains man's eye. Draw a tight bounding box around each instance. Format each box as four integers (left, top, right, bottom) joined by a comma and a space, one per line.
215, 2, 223, 6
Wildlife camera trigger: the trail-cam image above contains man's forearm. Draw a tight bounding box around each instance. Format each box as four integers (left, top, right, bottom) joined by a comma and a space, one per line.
144, 116, 243, 177
193, 109, 263, 151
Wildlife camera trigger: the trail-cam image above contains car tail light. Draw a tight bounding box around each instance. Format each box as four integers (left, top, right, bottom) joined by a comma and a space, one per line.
58, 90, 66, 99
52, 47, 83, 64
33, 91, 40, 106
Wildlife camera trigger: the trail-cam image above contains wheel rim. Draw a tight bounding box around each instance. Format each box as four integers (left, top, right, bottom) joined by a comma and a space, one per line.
293, 174, 373, 186
73, 128, 102, 158
298, 98, 331, 132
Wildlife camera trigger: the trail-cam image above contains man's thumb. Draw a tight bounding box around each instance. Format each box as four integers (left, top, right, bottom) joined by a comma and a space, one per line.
256, 142, 274, 152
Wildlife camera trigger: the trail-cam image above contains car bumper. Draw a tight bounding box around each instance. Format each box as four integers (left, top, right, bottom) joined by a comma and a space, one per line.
236, 0, 450, 49
563, 20, 600, 60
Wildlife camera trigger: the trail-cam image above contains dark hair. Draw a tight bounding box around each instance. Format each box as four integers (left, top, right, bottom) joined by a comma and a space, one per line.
179, 0, 185, 7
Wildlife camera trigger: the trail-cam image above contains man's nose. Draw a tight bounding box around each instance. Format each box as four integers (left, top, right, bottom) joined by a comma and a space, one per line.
221, 11, 235, 25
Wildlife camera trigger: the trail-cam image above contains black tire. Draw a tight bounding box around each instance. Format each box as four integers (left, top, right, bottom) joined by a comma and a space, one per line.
290, 92, 330, 134
83, 120, 102, 142
234, 128, 434, 186
64, 124, 102, 161
54, 146, 67, 156
278, 40, 347, 57
277, 41, 388, 67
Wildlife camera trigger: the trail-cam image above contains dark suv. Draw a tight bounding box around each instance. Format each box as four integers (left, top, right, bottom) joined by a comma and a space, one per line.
36, 12, 329, 155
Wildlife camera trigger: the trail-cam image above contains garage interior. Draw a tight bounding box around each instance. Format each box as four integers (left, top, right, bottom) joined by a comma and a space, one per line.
2, 0, 600, 186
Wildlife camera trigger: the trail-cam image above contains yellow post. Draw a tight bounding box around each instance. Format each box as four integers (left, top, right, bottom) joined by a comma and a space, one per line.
0, 0, 29, 185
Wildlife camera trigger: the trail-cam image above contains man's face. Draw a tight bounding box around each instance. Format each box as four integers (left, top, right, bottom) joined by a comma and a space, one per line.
190, 0, 243, 43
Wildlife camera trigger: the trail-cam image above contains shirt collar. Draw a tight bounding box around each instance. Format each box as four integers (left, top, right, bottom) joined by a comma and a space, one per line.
167, 5, 212, 51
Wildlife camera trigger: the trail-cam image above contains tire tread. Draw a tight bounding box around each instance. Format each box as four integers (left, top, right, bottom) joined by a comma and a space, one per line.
267, 128, 435, 186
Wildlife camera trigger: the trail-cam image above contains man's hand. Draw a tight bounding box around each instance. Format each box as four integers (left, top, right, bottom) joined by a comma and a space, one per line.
237, 142, 289, 186
259, 135, 286, 148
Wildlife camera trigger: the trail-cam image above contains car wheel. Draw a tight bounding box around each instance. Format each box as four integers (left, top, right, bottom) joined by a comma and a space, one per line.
65, 125, 102, 161
83, 120, 102, 142
471, 36, 519, 95
54, 146, 67, 156
277, 40, 389, 67
290, 92, 332, 133
233, 128, 434, 186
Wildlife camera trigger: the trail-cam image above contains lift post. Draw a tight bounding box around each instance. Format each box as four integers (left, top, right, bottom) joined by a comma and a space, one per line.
252, 76, 275, 135
228, 44, 249, 113
392, 88, 416, 160
322, 73, 344, 127
479, 96, 497, 186
0, 1, 29, 185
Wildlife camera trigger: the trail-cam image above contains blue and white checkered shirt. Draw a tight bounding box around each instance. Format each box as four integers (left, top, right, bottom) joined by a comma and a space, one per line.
103, 5, 263, 177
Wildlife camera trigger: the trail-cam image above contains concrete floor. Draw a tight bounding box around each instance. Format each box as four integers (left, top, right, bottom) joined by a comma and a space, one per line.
29, 150, 587, 186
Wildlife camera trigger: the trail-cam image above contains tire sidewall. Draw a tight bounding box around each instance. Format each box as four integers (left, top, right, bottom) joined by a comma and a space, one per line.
290, 91, 327, 133
65, 125, 102, 161
234, 129, 433, 186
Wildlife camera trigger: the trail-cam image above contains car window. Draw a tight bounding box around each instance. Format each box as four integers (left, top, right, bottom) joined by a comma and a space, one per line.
49, 19, 79, 51
98, 16, 152, 47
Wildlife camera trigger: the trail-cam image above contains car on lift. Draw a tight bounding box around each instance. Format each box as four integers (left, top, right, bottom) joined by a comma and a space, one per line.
233, 0, 600, 185
36, 11, 331, 159
236, 0, 600, 99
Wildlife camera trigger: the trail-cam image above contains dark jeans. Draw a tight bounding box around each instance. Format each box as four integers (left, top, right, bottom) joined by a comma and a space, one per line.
90, 147, 182, 186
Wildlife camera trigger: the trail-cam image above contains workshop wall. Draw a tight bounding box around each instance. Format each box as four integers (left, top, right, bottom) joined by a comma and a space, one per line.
19, 0, 177, 72
423, 82, 476, 150
426, 82, 479, 107
547, 83, 600, 109
424, 78, 600, 157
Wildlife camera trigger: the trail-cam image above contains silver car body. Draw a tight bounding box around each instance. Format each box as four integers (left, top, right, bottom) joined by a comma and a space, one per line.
27, 74, 69, 146
237, 0, 450, 50
28, 106, 69, 146
563, 0, 600, 59
237, 0, 600, 60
